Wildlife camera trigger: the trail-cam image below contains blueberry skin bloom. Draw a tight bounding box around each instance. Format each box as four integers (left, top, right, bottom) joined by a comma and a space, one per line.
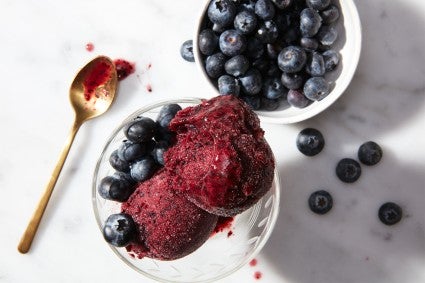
317, 25, 338, 46
205, 52, 227, 78
287, 89, 311, 108
300, 8, 322, 37
218, 74, 240, 96
156, 104, 182, 128
303, 77, 329, 101
180, 40, 195, 62
378, 202, 402, 225
198, 29, 218, 56
306, 52, 325, 77
263, 77, 287, 99
124, 117, 157, 143
255, 0, 275, 21
308, 190, 333, 214
234, 10, 257, 35
239, 68, 262, 95
103, 213, 136, 247
322, 49, 340, 72
219, 29, 247, 56
277, 46, 307, 73
224, 55, 249, 77
336, 158, 361, 183
358, 141, 383, 166
307, 0, 331, 11
207, 0, 237, 27
296, 128, 325, 156
281, 72, 304, 90
130, 156, 158, 183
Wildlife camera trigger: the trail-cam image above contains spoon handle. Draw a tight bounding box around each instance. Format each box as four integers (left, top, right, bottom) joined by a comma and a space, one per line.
18, 118, 82, 254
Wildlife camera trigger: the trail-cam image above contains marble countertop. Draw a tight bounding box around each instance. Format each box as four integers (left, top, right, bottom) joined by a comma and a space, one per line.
1, 0, 424, 282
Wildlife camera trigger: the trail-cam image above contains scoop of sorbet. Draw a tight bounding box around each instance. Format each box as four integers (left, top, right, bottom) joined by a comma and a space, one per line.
166, 95, 275, 216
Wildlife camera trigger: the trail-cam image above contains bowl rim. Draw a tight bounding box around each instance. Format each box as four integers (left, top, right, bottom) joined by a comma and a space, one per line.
91, 97, 281, 283
193, 0, 362, 124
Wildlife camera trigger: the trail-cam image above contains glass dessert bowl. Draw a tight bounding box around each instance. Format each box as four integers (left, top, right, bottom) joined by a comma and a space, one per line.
92, 97, 280, 283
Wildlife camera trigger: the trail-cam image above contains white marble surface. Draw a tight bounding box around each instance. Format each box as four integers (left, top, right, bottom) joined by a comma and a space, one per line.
1, 0, 425, 282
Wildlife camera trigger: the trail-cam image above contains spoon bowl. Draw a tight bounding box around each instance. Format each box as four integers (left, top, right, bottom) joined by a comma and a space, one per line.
18, 56, 117, 254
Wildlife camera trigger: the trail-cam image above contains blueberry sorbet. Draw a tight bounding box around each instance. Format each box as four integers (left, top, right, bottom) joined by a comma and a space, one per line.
121, 95, 275, 260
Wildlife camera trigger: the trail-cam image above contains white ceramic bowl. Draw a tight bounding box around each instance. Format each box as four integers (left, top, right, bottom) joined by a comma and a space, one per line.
194, 0, 362, 124
92, 98, 280, 283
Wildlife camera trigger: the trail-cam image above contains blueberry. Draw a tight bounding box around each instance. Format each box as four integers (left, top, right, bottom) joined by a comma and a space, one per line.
281, 72, 304, 90
212, 23, 227, 33
322, 49, 340, 72
300, 37, 319, 51
241, 95, 261, 110
256, 20, 279, 44
277, 46, 307, 73
378, 202, 403, 226
109, 150, 130, 173
117, 141, 146, 162
336, 158, 361, 183
205, 52, 227, 78
266, 43, 284, 59
317, 25, 338, 46
358, 141, 383, 166
306, 0, 330, 11
239, 68, 262, 95
199, 29, 218, 56
321, 4, 340, 24
155, 125, 176, 145
156, 104, 182, 128
225, 55, 249, 76
287, 89, 311, 108
207, 0, 237, 27
218, 74, 240, 95
124, 117, 157, 143
260, 97, 280, 111
296, 128, 325, 156
263, 77, 287, 99
98, 174, 135, 202
255, 0, 275, 20
306, 52, 325, 76
103, 213, 136, 247
271, 0, 292, 10
219, 29, 247, 56
300, 8, 322, 37
303, 77, 329, 101
180, 40, 195, 62
239, 0, 256, 13
308, 190, 333, 214
245, 37, 265, 59
234, 10, 257, 35
151, 141, 169, 166
130, 156, 158, 182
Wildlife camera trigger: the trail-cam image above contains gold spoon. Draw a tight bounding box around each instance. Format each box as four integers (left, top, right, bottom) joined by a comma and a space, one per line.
18, 56, 118, 254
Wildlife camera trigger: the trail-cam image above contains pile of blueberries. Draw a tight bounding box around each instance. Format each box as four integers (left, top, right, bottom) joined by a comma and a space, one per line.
182, 0, 341, 110
98, 104, 182, 246
296, 128, 403, 226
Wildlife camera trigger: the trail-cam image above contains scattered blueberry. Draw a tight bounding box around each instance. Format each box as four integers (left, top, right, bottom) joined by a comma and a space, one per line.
130, 156, 158, 182
306, 52, 325, 76
336, 158, 362, 183
219, 29, 247, 56
117, 140, 146, 162
263, 77, 287, 99
239, 68, 263, 95
256, 20, 279, 44
277, 46, 307, 73
180, 40, 195, 62
98, 175, 135, 202
300, 37, 319, 51
208, 0, 237, 27
281, 72, 304, 90
124, 117, 157, 143
358, 141, 383, 166
109, 150, 130, 173
303, 77, 329, 101
296, 128, 325, 156
103, 213, 136, 247
378, 202, 403, 226
322, 49, 340, 72
317, 25, 338, 46
287, 89, 311, 108
255, 0, 275, 21
156, 104, 182, 128
306, 0, 331, 11
308, 190, 333, 214
199, 29, 219, 56
321, 4, 340, 24
205, 52, 227, 78
234, 10, 258, 34
218, 74, 240, 95
300, 8, 322, 37
225, 55, 250, 76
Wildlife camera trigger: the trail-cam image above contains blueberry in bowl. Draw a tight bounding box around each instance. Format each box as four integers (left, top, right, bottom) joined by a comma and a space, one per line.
193, 0, 361, 124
